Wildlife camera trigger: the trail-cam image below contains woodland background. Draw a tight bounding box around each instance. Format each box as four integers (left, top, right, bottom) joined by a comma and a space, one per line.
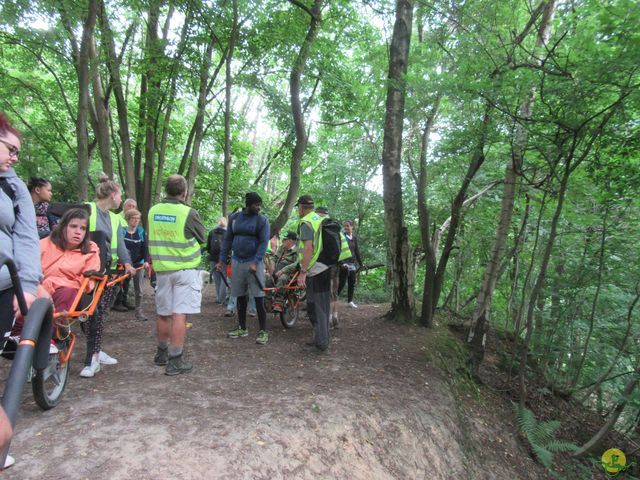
1, 0, 639, 472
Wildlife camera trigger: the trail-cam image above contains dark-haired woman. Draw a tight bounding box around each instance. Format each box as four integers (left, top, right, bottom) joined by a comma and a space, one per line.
28, 177, 57, 238
39, 209, 100, 313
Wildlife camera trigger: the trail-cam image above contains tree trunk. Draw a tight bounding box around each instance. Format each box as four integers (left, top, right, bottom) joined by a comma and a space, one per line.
100, 3, 137, 198
381, 0, 415, 322
140, 0, 161, 219
221, 0, 239, 217
270, 0, 323, 235
185, 32, 217, 203
75, 0, 99, 201
573, 362, 640, 457
89, 35, 113, 178
417, 98, 440, 327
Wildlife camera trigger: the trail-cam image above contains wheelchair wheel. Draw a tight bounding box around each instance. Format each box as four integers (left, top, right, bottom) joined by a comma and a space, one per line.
32, 339, 70, 410
279, 302, 299, 329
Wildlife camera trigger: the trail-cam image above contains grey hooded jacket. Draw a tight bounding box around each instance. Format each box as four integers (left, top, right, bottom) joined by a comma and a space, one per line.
0, 168, 42, 295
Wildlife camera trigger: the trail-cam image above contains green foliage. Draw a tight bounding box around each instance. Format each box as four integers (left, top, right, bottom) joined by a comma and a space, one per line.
514, 404, 578, 470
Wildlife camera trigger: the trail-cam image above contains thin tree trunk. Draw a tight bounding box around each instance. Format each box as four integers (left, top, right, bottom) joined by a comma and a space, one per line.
186, 33, 217, 203
573, 360, 640, 457
270, 0, 323, 234
140, 0, 161, 218
518, 158, 571, 405
417, 97, 440, 327
89, 36, 113, 178
221, 0, 239, 217
381, 0, 415, 322
100, 2, 137, 198
430, 104, 491, 316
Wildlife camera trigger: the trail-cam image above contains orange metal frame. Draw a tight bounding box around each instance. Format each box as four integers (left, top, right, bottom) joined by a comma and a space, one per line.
262, 270, 304, 311
50, 266, 143, 364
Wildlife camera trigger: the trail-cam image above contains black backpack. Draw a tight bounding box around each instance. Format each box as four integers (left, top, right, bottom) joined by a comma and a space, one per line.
317, 218, 342, 266
210, 229, 224, 257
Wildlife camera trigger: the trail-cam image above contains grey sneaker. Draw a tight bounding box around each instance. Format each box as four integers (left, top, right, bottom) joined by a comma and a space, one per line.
165, 355, 192, 376
154, 346, 168, 366
227, 328, 249, 338
256, 330, 269, 345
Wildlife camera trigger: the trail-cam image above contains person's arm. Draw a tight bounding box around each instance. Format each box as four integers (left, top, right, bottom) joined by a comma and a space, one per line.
255, 216, 270, 263
185, 208, 207, 245
115, 223, 132, 265
219, 216, 235, 265
353, 235, 364, 266
8, 178, 42, 295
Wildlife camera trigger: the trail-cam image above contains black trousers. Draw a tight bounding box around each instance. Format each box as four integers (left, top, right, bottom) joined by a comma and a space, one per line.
337, 268, 356, 303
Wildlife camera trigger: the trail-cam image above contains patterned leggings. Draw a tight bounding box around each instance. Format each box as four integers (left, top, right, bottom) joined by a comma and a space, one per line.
84, 285, 115, 366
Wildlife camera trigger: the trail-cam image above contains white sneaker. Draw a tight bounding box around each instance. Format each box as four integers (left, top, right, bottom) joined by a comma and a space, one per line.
79, 359, 101, 378
3, 454, 15, 469
49, 342, 59, 355
348, 302, 358, 309
98, 351, 118, 365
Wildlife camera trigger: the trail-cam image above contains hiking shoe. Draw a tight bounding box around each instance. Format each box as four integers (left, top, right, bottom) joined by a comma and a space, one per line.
111, 303, 129, 312
98, 351, 118, 365
165, 355, 192, 376
331, 314, 339, 329
256, 330, 269, 345
227, 328, 248, 338
154, 346, 169, 366
224, 310, 235, 317
248, 310, 257, 317
272, 302, 283, 313
348, 302, 358, 309
124, 302, 136, 311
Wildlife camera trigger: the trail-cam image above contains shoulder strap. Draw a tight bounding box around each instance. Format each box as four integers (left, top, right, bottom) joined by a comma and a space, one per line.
0, 177, 19, 216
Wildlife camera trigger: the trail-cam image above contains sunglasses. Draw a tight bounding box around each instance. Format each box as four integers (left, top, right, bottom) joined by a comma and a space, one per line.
0, 139, 20, 158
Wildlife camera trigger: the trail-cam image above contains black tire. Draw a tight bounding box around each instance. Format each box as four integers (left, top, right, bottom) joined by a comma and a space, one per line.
280, 302, 299, 329
32, 340, 70, 410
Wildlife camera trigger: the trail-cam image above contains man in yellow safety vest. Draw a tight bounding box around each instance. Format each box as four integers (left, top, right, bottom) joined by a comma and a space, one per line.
147, 175, 206, 375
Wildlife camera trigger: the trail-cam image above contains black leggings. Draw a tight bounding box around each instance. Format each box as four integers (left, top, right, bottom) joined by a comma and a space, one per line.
84, 285, 115, 365
237, 296, 266, 331
338, 268, 357, 303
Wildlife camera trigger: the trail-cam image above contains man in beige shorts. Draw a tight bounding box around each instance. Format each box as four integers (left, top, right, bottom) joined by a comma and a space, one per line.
148, 175, 206, 375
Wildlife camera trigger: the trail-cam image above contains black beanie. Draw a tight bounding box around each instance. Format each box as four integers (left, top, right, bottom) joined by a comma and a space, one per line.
245, 192, 263, 207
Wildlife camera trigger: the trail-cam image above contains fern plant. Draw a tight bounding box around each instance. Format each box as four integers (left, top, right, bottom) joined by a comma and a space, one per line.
514, 404, 579, 469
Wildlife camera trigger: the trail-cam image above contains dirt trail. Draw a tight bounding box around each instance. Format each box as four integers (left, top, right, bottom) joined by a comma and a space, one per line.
1, 284, 547, 479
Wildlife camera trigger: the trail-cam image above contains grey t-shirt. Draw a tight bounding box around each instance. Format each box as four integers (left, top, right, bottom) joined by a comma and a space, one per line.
299, 222, 327, 277
95, 206, 131, 265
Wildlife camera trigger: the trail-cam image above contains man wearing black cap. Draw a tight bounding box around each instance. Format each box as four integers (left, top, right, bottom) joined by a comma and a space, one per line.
217, 192, 270, 345
295, 194, 331, 351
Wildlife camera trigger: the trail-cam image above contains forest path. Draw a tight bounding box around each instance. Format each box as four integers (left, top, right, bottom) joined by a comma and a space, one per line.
2, 284, 548, 479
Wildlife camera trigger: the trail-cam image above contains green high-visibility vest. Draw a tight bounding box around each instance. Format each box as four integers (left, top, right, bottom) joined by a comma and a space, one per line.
298, 211, 323, 269
148, 202, 201, 272
338, 232, 351, 262
87, 202, 121, 265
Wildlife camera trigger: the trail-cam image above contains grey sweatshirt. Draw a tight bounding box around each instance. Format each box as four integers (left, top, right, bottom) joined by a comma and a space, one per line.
94, 205, 132, 265
0, 168, 42, 295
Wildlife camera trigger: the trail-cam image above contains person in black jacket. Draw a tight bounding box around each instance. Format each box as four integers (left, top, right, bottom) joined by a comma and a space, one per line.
207, 217, 228, 304
338, 220, 364, 308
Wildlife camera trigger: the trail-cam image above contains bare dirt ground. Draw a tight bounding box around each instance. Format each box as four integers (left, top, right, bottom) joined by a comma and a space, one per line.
1, 282, 550, 479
